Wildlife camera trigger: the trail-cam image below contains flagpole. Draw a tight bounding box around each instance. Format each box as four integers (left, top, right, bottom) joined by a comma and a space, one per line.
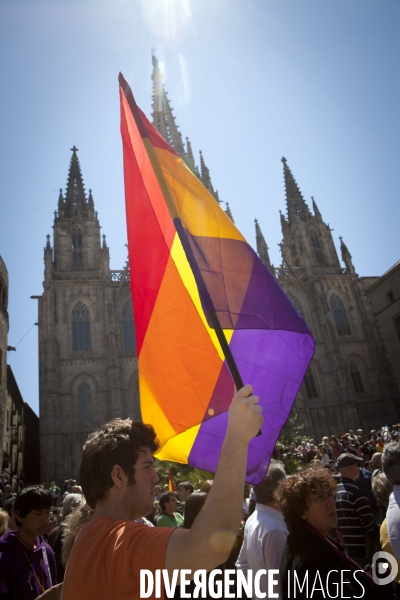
209, 311, 261, 436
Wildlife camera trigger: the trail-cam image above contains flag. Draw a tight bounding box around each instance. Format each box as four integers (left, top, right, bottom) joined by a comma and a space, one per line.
119, 73, 315, 484
168, 470, 176, 492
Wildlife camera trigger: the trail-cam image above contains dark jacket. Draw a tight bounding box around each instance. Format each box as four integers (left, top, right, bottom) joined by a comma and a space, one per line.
0, 530, 57, 599
280, 522, 385, 599
336, 476, 379, 560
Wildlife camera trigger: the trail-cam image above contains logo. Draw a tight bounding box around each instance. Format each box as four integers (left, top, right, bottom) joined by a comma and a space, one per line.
371, 551, 398, 585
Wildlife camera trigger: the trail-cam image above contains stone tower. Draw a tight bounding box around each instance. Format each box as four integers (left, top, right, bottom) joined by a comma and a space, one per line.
151, 52, 222, 205
38, 147, 139, 483
256, 158, 399, 439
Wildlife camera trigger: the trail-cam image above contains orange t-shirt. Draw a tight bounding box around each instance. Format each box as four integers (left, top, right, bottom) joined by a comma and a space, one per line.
63, 516, 174, 600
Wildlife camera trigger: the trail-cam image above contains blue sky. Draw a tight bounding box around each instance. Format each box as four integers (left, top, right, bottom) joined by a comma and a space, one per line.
1, 0, 399, 415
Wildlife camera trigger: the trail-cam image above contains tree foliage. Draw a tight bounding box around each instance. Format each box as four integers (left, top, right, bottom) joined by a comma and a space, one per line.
278, 408, 303, 448
154, 459, 214, 490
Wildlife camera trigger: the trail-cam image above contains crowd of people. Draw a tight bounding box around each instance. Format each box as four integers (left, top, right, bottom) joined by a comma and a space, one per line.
2, 391, 400, 599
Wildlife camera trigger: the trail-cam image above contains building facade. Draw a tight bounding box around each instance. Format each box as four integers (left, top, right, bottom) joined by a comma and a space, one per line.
2, 366, 40, 490
0, 256, 9, 473
0, 257, 40, 488
254, 160, 399, 440
38, 56, 400, 481
37, 147, 141, 484
364, 261, 400, 394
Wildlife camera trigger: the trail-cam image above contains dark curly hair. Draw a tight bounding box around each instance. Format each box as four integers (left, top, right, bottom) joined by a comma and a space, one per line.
276, 468, 337, 531
79, 418, 159, 508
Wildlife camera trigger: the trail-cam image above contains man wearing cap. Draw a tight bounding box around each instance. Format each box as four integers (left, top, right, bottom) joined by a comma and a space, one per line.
335, 453, 379, 568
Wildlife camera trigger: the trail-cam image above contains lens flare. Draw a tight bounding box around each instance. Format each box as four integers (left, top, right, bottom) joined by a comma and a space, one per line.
141, 0, 192, 46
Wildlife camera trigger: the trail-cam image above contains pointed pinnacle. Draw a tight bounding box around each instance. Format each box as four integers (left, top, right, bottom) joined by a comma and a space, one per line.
225, 202, 235, 223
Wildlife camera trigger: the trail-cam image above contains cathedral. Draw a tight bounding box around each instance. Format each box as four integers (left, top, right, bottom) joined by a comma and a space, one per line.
38, 55, 399, 483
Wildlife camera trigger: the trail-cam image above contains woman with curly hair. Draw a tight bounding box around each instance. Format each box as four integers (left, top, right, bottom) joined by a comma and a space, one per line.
277, 468, 386, 599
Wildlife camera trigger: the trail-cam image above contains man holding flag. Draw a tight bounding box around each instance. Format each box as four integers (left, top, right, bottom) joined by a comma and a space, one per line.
62, 385, 262, 598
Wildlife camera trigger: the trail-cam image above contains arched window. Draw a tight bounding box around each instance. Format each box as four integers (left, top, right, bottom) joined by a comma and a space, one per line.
72, 301, 91, 351
122, 301, 135, 351
286, 291, 305, 319
330, 294, 351, 336
349, 362, 364, 393
72, 229, 83, 270
78, 381, 92, 423
304, 368, 318, 399
310, 231, 326, 266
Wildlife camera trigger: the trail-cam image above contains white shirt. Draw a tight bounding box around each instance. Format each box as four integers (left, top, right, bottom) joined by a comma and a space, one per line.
236, 504, 288, 599
387, 485, 400, 561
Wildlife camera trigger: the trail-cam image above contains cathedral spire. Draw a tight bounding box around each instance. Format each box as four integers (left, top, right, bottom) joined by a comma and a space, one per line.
199, 150, 220, 203
185, 137, 196, 173
255, 219, 274, 276
64, 146, 87, 215
339, 236, 356, 275
312, 196, 322, 221
225, 203, 234, 223
151, 52, 186, 158
281, 157, 311, 224
280, 209, 289, 234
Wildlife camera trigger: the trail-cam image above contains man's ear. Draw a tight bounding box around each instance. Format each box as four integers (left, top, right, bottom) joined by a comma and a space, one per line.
110, 465, 128, 489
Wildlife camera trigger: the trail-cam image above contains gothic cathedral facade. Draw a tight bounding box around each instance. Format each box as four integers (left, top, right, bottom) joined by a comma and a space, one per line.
38, 149, 140, 483
255, 158, 399, 442
38, 56, 399, 482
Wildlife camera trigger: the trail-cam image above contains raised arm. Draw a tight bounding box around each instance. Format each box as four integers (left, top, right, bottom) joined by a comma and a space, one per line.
165, 385, 263, 575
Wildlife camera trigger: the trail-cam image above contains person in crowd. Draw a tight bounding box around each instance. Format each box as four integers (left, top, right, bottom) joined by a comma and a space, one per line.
49, 482, 61, 508
278, 468, 380, 599
330, 434, 343, 458
45, 512, 59, 540
174, 493, 220, 599
242, 483, 252, 519
370, 430, 378, 442
35, 505, 94, 600
361, 442, 372, 465
2, 497, 17, 532
320, 446, 330, 465
177, 491, 243, 597
335, 453, 379, 568
49, 493, 84, 582
0, 484, 12, 506
306, 443, 318, 464
156, 492, 184, 528
236, 460, 288, 599
382, 441, 400, 562
376, 437, 385, 453
0, 475, 9, 491
321, 437, 332, 456
61, 385, 263, 600
372, 472, 400, 597
0, 508, 9, 537
297, 440, 309, 463
0, 486, 57, 599
348, 430, 357, 443
154, 484, 162, 500
200, 479, 213, 493
61, 503, 94, 570
177, 481, 194, 504
357, 429, 366, 443
371, 452, 383, 478
52, 507, 62, 526
355, 461, 378, 517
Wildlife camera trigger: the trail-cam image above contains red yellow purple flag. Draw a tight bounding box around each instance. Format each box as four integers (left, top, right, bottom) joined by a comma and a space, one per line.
119, 73, 314, 483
